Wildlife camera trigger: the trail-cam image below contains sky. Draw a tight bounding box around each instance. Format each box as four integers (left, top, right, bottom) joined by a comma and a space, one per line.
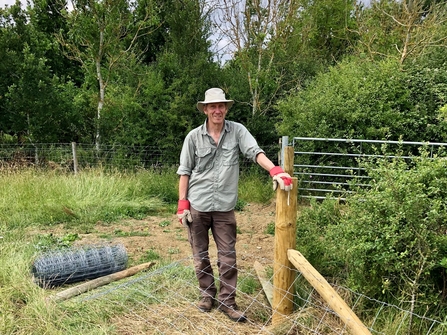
1, 0, 17, 6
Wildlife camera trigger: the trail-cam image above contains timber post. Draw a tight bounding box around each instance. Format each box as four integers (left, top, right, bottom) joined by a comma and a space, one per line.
272, 145, 297, 325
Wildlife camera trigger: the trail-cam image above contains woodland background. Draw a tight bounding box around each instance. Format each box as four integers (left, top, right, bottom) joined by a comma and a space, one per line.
1, 0, 447, 163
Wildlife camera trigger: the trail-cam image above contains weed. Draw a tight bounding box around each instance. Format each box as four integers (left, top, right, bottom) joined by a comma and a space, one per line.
34, 233, 80, 251
238, 274, 260, 294
158, 220, 170, 227
140, 249, 161, 262
235, 198, 247, 211
265, 222, 275, 235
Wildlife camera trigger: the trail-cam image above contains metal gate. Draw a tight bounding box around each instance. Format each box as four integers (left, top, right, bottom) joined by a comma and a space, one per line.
280, 136, 447, 200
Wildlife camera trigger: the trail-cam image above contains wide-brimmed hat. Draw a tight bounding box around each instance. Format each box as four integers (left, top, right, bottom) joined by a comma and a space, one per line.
197, 88, 234, 112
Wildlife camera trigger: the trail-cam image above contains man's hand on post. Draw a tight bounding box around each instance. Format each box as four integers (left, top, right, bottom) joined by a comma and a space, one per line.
269, 166, 293, 192
177, 199, 192, 225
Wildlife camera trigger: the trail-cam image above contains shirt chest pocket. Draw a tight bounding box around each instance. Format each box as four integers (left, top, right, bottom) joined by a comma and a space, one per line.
195, 147, 214, 172
222, 142, 239, 166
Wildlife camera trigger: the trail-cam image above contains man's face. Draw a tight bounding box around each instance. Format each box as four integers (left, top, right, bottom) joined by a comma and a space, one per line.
204, 102, 227, 125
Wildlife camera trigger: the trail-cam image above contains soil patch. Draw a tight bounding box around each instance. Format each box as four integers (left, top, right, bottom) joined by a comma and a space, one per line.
73, 202, 277, 269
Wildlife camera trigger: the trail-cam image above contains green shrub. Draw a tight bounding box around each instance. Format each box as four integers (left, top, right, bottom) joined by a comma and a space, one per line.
297, 149, 447, 322
329, 151, 447, 316
296, 197, 347, 277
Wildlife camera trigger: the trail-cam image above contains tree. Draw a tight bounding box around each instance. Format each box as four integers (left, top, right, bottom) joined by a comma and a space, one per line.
0, 2, 29, 140
58, 0, 159, 148
352, 0, 447, 64
30, 0, 82, 83
276, 57, 447, 142
0, 1, 83, 143
212, 0, 357, 117
94, 0, 221, 164
212, 0, 298, 116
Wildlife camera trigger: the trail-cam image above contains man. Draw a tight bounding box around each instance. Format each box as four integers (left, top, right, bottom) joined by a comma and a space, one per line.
176, 88, 292, 322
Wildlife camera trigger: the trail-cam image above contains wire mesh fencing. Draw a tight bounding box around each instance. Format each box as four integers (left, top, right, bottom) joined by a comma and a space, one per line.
59, 251, 447, 335
32, 244, 128, 288
0, 143, 281, 171
0, 143, 179, 170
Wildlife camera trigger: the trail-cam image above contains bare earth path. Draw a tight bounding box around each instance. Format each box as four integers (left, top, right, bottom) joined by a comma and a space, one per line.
74, 202, 277, 270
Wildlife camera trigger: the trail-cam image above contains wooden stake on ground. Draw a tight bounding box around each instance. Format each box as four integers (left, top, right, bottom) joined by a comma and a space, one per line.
46, 262, 155, 303
254, 261, 273, 306
288, 250, 371, 335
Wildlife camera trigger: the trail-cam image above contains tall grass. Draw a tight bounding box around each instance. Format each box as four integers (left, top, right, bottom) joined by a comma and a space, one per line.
0, 168, 181, 229
238, 167, 274, 204
0, 166, 271, 230
0, 167, 274, 335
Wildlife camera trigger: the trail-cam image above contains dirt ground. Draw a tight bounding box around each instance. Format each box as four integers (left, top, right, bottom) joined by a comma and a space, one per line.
73, 202, 278, 270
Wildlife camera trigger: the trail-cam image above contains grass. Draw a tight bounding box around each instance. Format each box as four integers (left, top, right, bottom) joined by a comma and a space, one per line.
0, 168, 173, 229
0, 167, 275, 335
4, 168, 439, 334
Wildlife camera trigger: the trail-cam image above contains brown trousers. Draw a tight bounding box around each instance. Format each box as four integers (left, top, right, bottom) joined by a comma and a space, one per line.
188, 207, 238, 305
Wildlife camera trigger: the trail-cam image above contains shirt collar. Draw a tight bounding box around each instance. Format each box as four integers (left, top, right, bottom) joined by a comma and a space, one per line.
200, 119, 231, 135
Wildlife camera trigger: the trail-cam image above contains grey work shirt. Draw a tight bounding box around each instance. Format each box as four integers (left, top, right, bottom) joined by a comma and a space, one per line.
177, 120, 264, 212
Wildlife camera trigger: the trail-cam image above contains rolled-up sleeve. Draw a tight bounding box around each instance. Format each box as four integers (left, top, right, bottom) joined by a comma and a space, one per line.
236, 123, 264, 162
177, 133, 195, 176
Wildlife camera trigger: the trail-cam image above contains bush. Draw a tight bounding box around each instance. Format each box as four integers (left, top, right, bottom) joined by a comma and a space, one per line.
296, 197, 347, 278
335, 151, 447, 313
276, 58, 447, 142
298, 149, 447, 319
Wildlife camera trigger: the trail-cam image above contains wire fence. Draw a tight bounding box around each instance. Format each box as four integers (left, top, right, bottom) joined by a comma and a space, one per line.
32, 244, 128, 288
0, 143, 179, 170
62, 251, 446, 335
0, 142, 281, 171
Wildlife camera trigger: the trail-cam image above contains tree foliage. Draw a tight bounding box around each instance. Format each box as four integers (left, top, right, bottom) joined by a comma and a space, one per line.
58, 0, 160, 148
1, 0, 447, 150
0, 2, 83, 143
276, 57, 447, 142
353, 0, 447, 64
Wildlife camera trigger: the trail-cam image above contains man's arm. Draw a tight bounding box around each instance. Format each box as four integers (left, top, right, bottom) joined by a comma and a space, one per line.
179, 174, 190, 200
255, 152, 275, 172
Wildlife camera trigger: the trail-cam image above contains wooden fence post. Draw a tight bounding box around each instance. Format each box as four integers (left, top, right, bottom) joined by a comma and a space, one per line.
272, 145, 297, 325
35, 146, 39, 166
72, 142, 78, 175
283, 145, 294, 175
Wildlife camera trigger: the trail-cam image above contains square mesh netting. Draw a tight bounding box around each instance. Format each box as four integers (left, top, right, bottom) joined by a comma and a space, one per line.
32, 244, 128, 288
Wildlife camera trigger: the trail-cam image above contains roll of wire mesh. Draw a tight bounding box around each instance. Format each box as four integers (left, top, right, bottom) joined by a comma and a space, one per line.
32, 244, 128, 288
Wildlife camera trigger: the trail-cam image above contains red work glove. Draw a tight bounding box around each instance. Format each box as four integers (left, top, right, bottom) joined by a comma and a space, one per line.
177, 200, 192, 225
269, 166, 293, 192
